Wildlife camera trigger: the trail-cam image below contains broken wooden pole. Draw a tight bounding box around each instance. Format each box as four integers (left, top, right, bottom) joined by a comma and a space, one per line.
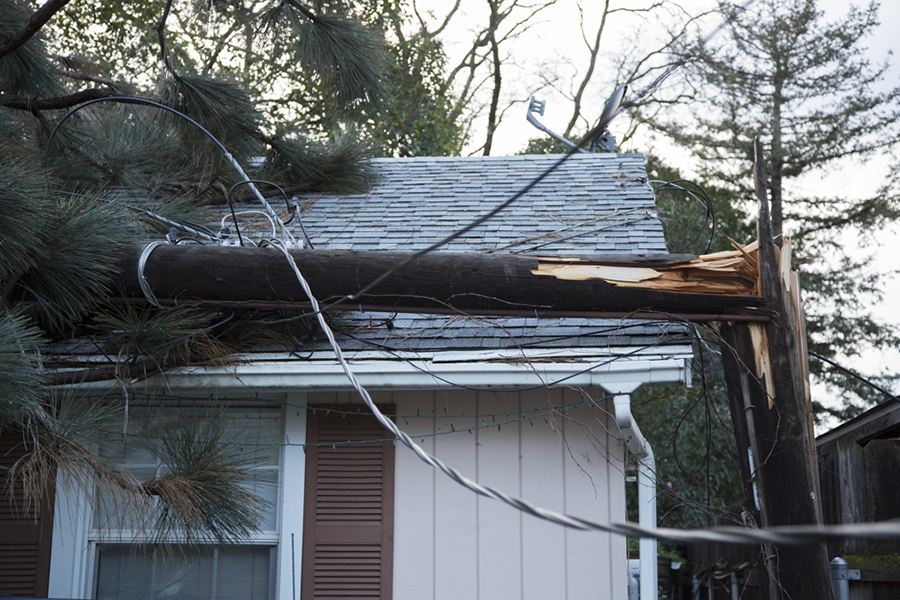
112, 246, 768, 319
720, 138, 832, 599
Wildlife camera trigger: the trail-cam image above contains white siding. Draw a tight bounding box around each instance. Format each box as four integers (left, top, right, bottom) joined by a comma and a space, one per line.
309, 387, 628, 600
393, 390, 435, 600
520, 388, 568, 600
433, 390, 479, 600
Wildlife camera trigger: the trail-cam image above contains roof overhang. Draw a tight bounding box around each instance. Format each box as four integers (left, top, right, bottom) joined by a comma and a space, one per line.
64, 345, 693, 393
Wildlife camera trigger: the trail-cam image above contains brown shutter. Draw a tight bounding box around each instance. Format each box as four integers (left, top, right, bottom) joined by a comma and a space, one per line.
301, 406, 395, 600
0, 432, 54, 598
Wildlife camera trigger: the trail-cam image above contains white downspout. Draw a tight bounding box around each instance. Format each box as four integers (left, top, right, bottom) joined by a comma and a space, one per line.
604, 383, 658, 600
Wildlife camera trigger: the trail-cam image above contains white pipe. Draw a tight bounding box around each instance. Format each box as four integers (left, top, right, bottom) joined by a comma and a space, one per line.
612, 391, 658, 600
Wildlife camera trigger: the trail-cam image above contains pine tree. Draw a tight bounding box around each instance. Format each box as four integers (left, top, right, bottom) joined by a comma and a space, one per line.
644, 0, 900, 415
0, 0, 445, 549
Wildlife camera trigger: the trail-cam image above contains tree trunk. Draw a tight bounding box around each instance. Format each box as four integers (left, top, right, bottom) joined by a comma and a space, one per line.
770, 76, 784, 240
482, 0, 502, 156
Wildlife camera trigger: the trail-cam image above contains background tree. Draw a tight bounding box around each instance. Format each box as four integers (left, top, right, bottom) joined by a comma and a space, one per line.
0, 0, 426, 549
642, 0, 900, 417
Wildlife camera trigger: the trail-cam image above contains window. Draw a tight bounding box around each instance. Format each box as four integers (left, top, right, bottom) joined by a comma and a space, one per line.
95, 544, 274, 600
90, 402, 282, 600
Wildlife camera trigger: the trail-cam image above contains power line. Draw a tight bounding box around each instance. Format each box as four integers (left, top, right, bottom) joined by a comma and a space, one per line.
808, 350, 899, 403
271, 238, 900, 547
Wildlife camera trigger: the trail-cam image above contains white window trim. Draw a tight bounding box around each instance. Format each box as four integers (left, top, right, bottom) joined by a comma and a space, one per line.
48, 392, 308, 600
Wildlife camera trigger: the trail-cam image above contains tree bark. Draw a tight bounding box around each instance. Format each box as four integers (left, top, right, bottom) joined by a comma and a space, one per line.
0, 0, 73, 59
482, 0, 502, 156
720, 138, 833, 599
2, 88, 118, 111
111, 246, 767, 318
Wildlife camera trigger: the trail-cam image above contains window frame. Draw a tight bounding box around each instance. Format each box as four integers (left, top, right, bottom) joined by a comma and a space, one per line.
48, 392, 310, 600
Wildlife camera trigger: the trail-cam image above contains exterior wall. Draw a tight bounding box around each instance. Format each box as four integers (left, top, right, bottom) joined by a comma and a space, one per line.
308, 387, 628, 600
48, 386, 628, 600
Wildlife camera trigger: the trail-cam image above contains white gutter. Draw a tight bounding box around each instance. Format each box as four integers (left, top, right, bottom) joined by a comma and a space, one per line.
60, 346, 693, 392
602, 381, 658, 600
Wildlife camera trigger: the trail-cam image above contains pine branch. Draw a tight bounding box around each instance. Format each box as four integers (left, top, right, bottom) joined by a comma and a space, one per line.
0, 0, 72, 59
50, 359, 161, 386
283, 0, 319, 24
202, 182, 313, 205
1, 88, 118, 111
58, 69, 128, 93
0, 271, 24, 314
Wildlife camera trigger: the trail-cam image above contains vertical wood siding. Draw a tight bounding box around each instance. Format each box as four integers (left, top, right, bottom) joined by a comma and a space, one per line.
309, 387, 627, 600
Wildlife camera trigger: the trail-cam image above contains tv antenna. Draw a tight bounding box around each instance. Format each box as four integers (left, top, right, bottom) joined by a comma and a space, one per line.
526, 87, 623, 153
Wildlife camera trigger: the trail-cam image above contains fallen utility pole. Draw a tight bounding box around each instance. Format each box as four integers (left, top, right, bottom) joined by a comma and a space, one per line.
106, 149, 830, 599
719, 139, 832, 600
114, 246, 768, 320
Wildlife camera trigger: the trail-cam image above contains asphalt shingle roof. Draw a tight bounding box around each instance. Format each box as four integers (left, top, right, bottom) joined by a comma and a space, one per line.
228, 153, 690, 352
296, 153, 665, 255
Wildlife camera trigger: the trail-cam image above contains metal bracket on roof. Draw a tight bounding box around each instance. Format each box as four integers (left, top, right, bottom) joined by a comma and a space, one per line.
592, 130, 617, 153
526, 96, 588, 154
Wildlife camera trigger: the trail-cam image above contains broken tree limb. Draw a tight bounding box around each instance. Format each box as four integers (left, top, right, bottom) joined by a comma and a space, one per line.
111, 245, 768, 319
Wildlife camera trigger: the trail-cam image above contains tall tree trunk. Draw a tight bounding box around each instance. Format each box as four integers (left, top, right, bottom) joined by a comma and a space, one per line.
564, 0, 612, 138
482, 0, 502, 156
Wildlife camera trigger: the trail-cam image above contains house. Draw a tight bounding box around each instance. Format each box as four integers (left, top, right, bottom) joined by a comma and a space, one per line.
13, 153, 693, 599
817, 397, 900, 596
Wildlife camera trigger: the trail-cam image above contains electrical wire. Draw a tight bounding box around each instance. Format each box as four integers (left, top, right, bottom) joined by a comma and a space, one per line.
808, 350, 899, 403
128, 206, 220, 242
43, 96, 298, 247
329, 319, 678, 394
138, 241, 168, 308
515, 212, 657, 254
225, 180, 314, 249
617, 0, 758, 112
296, 87, 629, 317
271, 238, 900, 546
652, 179, 717, 254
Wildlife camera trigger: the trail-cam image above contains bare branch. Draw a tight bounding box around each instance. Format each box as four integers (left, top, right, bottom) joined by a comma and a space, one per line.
483, 0, 503, 155
564, 0, 612, 137
426, 0, 462, 37
0, 0, 73, 60
58, 70, 128, 94
154, 0, 179, 78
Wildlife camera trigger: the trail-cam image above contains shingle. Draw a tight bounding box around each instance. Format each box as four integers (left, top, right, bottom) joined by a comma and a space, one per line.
211, 154, 688, 350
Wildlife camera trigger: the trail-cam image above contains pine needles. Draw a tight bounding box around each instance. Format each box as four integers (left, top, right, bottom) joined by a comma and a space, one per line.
0, 0, 65, 98
262, 1, 386, 109
295, 11, 385, 108
156, 74, 262, 164
143, 412, 265, 548
0, 0, 392, 552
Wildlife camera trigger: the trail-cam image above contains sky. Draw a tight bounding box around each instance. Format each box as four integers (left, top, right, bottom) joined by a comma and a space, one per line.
414, 0, 900, 423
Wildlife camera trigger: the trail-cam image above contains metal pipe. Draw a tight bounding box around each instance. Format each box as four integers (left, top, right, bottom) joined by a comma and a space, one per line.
611, 390, 657, 600
830, 557, 850, 600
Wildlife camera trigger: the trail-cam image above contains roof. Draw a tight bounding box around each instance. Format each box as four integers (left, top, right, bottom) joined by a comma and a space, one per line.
274, 153, 691, 354
816, 399, 900, 449
296, 153, 663, 254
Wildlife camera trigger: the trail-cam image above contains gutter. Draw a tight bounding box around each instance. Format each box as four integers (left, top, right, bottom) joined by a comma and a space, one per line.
58, 346, 693, 392
603, 381, 659, 600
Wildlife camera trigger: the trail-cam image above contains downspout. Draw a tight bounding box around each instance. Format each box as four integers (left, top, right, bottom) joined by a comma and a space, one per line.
603, 382, 658, 600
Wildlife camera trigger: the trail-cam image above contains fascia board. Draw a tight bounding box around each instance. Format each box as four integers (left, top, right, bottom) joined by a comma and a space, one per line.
77, 346, 693, 393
